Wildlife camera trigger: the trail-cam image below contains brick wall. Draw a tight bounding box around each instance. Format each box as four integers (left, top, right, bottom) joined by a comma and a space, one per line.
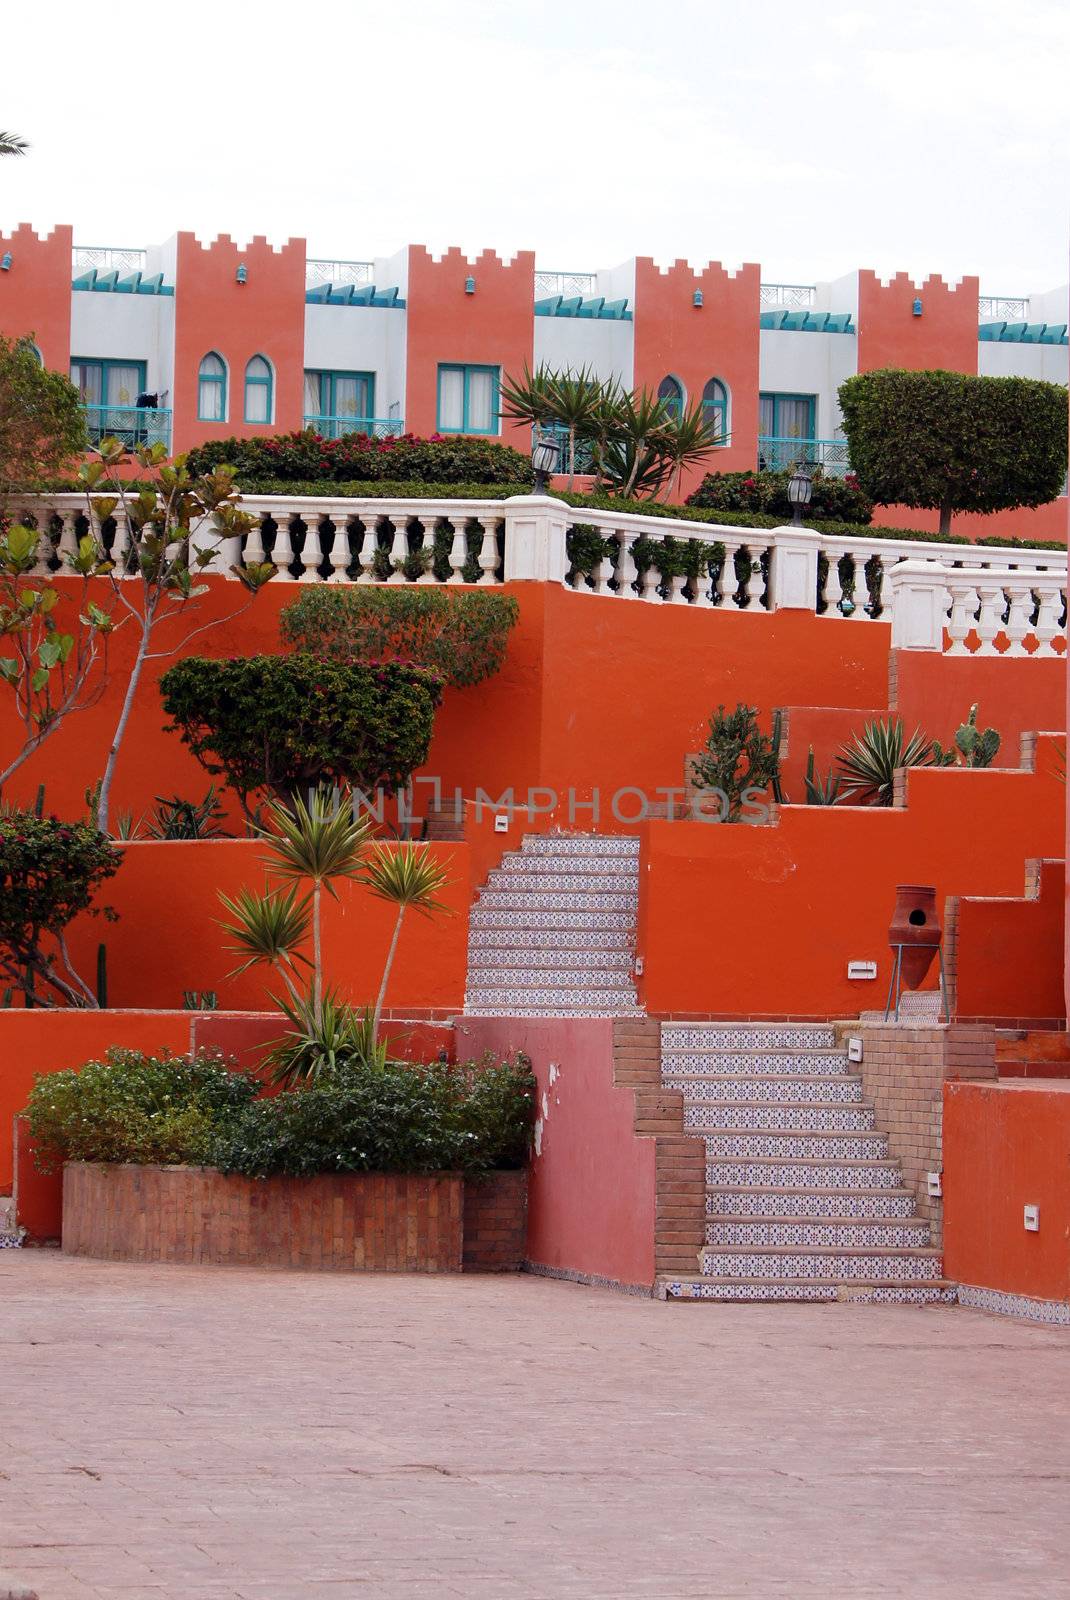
462, 1169, 528, 1271
847, 1024, 997, 1246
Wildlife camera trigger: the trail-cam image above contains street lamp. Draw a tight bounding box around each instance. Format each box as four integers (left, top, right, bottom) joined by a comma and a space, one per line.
787, 461, 813, 527
532, 433, 560, 495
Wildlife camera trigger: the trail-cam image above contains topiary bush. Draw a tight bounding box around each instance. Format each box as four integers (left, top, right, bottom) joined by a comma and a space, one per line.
159, 655, 441, 821
686, 468, 873, 524
24, 1047, 260, 1171
182, 431, 535, 488
279, 587, 519, 690
0, 809, 121, 1007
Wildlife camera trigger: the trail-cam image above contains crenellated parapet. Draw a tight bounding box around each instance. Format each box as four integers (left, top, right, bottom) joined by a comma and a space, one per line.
0, 223, 74, 367
857, 269, 980, 375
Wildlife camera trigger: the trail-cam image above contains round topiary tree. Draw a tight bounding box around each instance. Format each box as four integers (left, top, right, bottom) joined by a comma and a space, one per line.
837, 369, 1068, 535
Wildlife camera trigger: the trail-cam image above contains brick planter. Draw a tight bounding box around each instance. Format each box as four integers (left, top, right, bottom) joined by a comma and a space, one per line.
462, 1168, 528, 1271
61, 1163, 463, 1273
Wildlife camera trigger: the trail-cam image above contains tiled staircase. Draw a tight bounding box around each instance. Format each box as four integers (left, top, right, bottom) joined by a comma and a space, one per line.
0, 1194, 22, 1249
465, 833, 643, 1018
656, 1022, 954, 1303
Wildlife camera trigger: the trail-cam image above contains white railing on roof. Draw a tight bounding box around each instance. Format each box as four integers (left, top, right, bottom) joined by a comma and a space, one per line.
9, 494, 1067, 649
978, 295, 1029, 320
534, 271, 597, 299
305, 259, 374, 290
73, 246, 146, 275
760, 283, 816, 309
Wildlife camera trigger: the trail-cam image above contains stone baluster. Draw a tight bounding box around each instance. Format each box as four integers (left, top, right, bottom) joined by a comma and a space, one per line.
356, 520, 380, 584
111, 507, 131, 576
691, 552, 714, 608
1033, 582, 1062, 657
945, 579, 978, 655
613, 531, 639, 598
1003, 581, 1033, 657
850, 550, 870, 618
415, 517, 439, 584
824, 549, 844, 616
668, 572, 689, 605
299, 514, 323, 583
243, 515, 266, 572
272, 512, 295, 578
57, 509, 80, 568
744, 550, 765, 609
327, 513, 351, 582
446, 520, 469, 585
974, 580, 1005, 656
866, 550, 885, 619
640, 541, 663, 602
387, 514, 410, 583
477, 518, 500, 585
31, 516, 54, 576
718, 541, 741, 610
592, 534, 616, 596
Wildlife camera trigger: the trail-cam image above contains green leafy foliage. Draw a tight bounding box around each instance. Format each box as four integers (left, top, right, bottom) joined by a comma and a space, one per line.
838, 369, 1068, 534
0, 809, 121, 1006
931, 704, 1001, 769
210, 1051, 535, 1179
159, 655, 441, 821
690, 705, 781, 821
836, 717, 937, 805
144, 786, 228, 839
803, 748, 842, 805
263, 991, 386, 1087
0, 333, 86, 497
280, 586, 519, 690
24, 1047, 260, 1172
686, 467, 873, 524
182, 431, 535, 487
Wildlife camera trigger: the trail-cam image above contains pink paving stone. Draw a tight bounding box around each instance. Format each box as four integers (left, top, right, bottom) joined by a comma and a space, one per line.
1, 1252, 1069, 1598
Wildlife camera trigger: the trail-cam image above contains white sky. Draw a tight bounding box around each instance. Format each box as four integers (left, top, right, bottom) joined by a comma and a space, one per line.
3, 0, 1068, 294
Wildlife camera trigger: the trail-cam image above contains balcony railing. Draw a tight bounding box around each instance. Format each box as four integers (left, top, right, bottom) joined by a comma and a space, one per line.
759, 283, 816, 310
83, 405, 171, 451
305, 259, 374, 290
534, 271, 597, 299
303, 415, 405, 441
758, 436, 851, 476
978, 295, 1029, 320
73, 246, 146, 275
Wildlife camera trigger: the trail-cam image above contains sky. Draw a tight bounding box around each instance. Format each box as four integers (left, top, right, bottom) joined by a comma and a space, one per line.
2, 0, 1068, 293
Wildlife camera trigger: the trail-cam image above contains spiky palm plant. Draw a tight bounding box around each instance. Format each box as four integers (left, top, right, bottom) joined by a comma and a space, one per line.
836, 718, 936, 806
265, 987, 385, 1087
0, 131, 28, 157
544, 368, 604, 487
363, 844, 452, 1038
595, 387, 677, 498
657, 398, 723, 500
218, 883, 311, 1002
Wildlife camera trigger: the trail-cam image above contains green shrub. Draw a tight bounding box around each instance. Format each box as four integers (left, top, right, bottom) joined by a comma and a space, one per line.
686, 467, 873, 524
24, 1047, 260, 1172
690, 704, 780, 821
0, 809, 121, 1007
182, 431, 535, 487
159, 655, 441, 821
280, 587, 520, 690
209, 1051, 535, 1179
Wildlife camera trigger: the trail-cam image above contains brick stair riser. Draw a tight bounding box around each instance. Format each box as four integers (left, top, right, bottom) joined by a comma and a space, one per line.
661, 1051, 849, 1076
705, 1133, 888, 1160
477, 890, 638, 912
707, 1160, 901, 1187
468, 928, 634, 951
684, 1104, 875, 1132
708, 1189, 918, 1219
665, 1076, 863, 1103
707, 1220, 932, 1248
701, 1251, 942, 1282
466, 987, 640, 1010
469, 910, 637, 932
486, 871, 638, 893
469, 950, 634, 973
662, 1025, 837, 1050
660, 1280, 957, 1305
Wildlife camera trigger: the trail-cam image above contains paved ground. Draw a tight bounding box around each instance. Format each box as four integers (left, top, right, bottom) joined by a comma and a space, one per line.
2, 1255, 1069, 1599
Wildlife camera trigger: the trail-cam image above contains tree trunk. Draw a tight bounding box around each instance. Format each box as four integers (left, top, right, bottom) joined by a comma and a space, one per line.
96, 614, 152, 832
372, 904, 406, 1040
312, 881, 322, 1023
939, 501, 953, 537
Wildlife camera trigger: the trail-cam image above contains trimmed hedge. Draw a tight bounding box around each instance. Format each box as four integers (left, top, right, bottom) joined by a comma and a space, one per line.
686, 467, 874, 524
182, 431, 536, 487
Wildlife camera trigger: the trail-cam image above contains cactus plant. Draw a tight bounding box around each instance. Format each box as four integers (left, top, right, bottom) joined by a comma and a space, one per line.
932, 705, 1001, 769
804, 748, 842, 806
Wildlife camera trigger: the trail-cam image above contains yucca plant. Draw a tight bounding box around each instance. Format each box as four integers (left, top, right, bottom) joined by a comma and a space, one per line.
498, 361, 558, 430
595, 387, 676, 499
656, 398, 722, 501
804, 748, 842, 805
836, 718, 936, 806
265, 988, 385, 1087
363, 844, 452, 1038
218, 882, 311, 1002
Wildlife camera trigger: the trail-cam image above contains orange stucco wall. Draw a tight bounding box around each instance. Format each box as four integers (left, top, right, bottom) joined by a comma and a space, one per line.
404, 247, 534, 451
632, 257, 761, 492
952, 860, 1065, 1026
857, 271, 979, 375
636, 738, 1065, 1018
871, 500, 1068, 544
944, 1080, 1070, 1304
455, 1015, 657, 1289
171, 233, 306, 454
0, 223, 73, 372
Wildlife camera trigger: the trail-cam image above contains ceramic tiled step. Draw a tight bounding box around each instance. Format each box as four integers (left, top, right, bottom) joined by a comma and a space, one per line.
469, 927, 635, 951
476, 890, 638, 912
469, 948, 634, 972
657, 1276, 957, 1305
685, 1102, 876, 1132
486, 870, 638, 893
498, 855, 641, 877
465, 1005, 644, 1018
521, 835, 640, 856
661, 1050, 850, 1077
465, 986, 640, 1010
468, 971, 635, 993
661, 1024, 837, 1050
708, 1186, 918, 1219
469, 909, 636, 931
704, 1131, 888, 1160
700, 1246, 943, 1282
706, 1217, 932, 1248
707, 1158, 903, 1188
664, 1074, 864, 1103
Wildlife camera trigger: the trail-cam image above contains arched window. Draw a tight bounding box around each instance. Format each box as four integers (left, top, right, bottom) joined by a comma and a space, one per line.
702, 378, 729, 443
657, 375, 684, 419
244, 355, 273, 425
197, 352, 227, 422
